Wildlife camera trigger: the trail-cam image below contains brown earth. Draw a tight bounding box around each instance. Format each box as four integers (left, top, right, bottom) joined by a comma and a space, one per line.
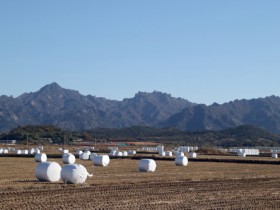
1, 156, 280, 209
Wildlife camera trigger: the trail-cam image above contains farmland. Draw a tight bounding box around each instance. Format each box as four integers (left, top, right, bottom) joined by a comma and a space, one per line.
1, 154, 280, 209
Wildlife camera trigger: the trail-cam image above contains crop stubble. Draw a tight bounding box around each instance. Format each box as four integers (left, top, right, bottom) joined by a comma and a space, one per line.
1, 157, 280, 209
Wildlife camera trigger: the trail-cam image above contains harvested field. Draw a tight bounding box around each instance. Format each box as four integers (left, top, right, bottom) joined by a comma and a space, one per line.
1, 157, 280, 209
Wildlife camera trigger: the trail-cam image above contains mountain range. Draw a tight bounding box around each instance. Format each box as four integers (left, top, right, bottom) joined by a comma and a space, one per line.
0, 82, 280, 134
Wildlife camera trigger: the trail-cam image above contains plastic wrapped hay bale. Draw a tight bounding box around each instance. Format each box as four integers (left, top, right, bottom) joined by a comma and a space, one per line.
159, 151, 166, 157
175, 156, 188, 166
83, 150, 91, 158
84, 150, 91, 155
34, 148, 41, 154
90, 153, 98, 161
128, 150, 136, 155
92, 155, 110, 167
62, 153, 76, 164
176, 152, 185, 157
62, 149, 69, 154
23, 150, 29, 154
16, 150, 22, 154
189, 152, 197, 158
109, 150, 117, 156
35, 162, 61, 182
9, 148, 16, 152
35, 153, 47, 162
138, 159, 156, 172
165, 151, 172, 157
272, 153, 278, 158
61, 164, 93, 184
79, 152, 90, 160
116, 151, 123, 157
76, 150, 83, 156
157, 146, 164, 153
123, 151, 128, 156
29, 148, 35, 154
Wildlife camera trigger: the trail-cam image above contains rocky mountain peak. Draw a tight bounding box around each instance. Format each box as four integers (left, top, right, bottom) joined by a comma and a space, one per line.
38, 82, 63, 94
0, 83, 193, 132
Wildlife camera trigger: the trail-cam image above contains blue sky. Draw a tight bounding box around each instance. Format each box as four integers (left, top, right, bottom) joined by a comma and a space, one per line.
0, 1, 279, 105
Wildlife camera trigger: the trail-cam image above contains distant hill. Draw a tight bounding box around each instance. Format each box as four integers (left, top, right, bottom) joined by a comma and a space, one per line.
90, 124, 280, 147
1, 125, 280, 147
0, 125, 73, 145
160, 96, 280, 134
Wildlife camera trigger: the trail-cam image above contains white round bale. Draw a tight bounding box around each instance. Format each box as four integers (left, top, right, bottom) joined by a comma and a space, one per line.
61, 164, 92, 184
116, 151, 123, 157
138, 159, 157, 172
62, 153, 76, 164
29, 148, 35, 154
35, 162, 61, 182
272, 153, 278, 158
35, 153, 47, 162
62, 149, 69, 154
84, 150, 91, 155
76, 150, 83, 156
128, 150, 136, 155
34, 149, 41, 154
159, 151, 166, 157
189, 152, 197, 158
90, 153, 98, 161
93, 155, 110, 167
176, 152, 185, 157
16, 150, 22, 154
79, 152, 90, 160
175, 156, 188, 166
23, 150, 29, 154
165, 151, 173, 157
10, 148, 16, 152
109, 150, 117, 156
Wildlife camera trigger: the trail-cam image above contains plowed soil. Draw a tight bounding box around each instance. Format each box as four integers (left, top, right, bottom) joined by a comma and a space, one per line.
1, 157, 280, 209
